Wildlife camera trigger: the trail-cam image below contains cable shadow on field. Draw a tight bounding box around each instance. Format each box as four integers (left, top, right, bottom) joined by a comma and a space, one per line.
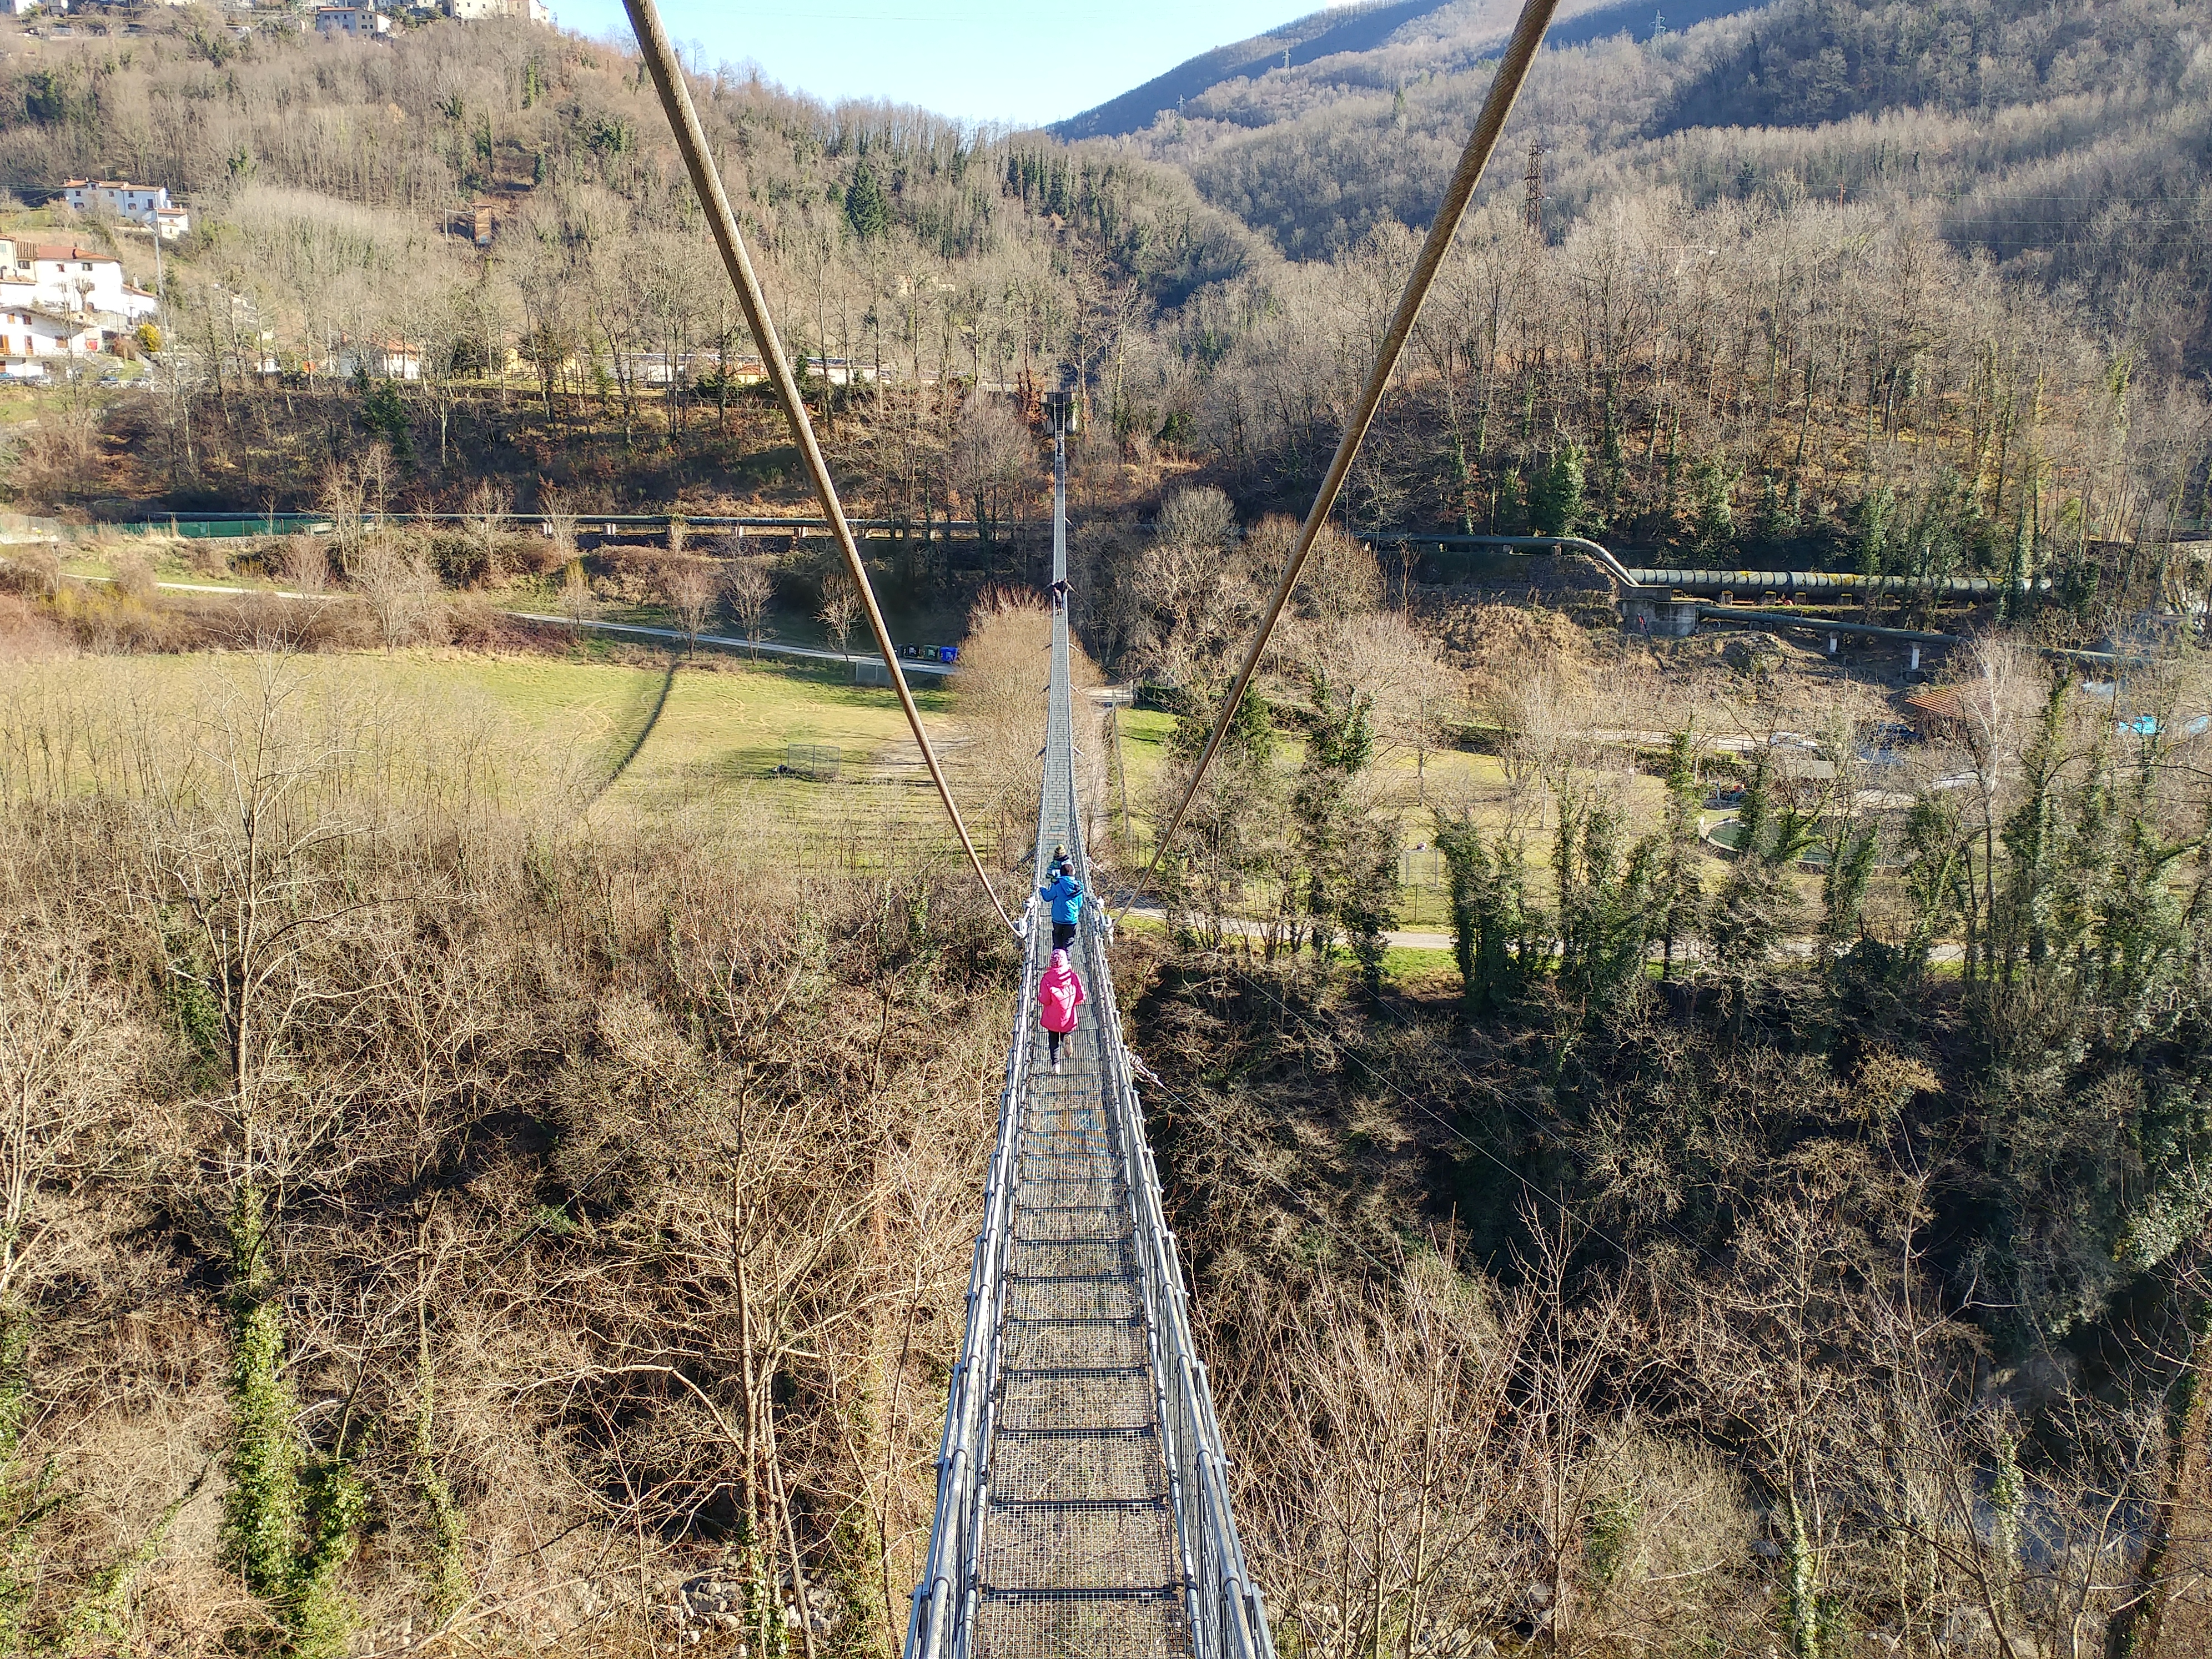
582, 655, 679, 813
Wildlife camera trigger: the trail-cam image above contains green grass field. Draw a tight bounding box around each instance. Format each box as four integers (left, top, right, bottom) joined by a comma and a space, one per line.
1, 643, 972, 871
586, 654, 976, 867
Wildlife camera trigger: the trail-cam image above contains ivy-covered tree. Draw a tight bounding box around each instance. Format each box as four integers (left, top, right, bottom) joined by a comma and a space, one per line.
1436, 811, 1535, 1016
1528, 443, 1587, 537
1291, 670, 1397, 988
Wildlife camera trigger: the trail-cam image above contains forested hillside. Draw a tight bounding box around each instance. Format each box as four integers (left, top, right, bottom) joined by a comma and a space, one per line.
0, 2, 2199, 628
0, 13, 1261, 527
1129, 0, 2212, 386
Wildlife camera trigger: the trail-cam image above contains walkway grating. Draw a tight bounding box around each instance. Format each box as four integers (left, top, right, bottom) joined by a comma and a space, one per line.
973, 962, 1192, 1656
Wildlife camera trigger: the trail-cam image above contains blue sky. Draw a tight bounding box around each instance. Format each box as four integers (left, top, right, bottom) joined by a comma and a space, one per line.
556, 1, 1316, 128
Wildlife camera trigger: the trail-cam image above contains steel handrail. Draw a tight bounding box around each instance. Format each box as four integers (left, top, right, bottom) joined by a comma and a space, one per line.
904, 941, 1032, 1657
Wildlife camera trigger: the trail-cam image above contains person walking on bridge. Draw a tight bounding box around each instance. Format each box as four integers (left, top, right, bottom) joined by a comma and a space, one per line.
1037, 947, 1086, 1075
1040, 858, 1084, 952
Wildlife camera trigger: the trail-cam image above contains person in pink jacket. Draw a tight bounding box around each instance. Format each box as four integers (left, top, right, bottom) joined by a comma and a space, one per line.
1037, 947, 1086, 1074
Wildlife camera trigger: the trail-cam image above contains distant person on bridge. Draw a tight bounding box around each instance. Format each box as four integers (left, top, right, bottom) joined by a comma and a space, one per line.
1037, 948, 1086, 1075
1040, 859, 1084, 951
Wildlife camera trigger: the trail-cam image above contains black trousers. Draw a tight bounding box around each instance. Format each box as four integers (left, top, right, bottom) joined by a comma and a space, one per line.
1048, 1028, 1066, 1065
1052, 920, 1077, 951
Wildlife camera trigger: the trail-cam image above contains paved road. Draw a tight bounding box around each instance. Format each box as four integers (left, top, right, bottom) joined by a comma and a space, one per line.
1119, 901, 1451, 952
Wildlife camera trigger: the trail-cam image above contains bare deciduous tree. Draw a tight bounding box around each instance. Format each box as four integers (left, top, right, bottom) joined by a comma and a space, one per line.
663, 557, 716, 657
560, 557, 594, 635
353, 535, 445, 647
818, 571, 859, 660
461, 477, 511, 582
280, 535, 328, 595
725, 554, 773, 658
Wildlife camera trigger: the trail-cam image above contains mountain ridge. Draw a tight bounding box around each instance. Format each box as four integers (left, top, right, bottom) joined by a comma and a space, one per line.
1053, 1, 1455, 142
1052, 0, 1767, 142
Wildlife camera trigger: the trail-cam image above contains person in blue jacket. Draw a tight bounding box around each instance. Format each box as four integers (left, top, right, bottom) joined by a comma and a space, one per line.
1040, 858, 1084, 951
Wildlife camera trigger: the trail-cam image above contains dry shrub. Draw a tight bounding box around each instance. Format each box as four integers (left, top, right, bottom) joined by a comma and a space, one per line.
1226, 1236, 1767, 1656
187, 591, 376, 653
280, 534, 328, 594
1127, 490, 1273, 685
0, 544, 58, 599
446, 593, 519, 650
36, 579, 375, 656
110, 547, 157, 602
44, 577, 198, 653
955, 591, 1109, 868
504, 522, 566, 577
1244, 513, 1381, 625
8, 411, 98, 508
599, 544, 668, 606
1425, 597, 1597, 711
956, 592, 1051, 864
349, 535, 449, 647
0, 591, 66, 659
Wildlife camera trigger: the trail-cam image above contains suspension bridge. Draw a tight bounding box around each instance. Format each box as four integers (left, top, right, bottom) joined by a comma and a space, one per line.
617, 0, 1568, 1643
902, 409, 1271, 1658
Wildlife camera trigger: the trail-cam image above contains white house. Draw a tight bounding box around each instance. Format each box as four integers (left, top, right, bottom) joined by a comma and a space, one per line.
0, 243, 156, 321
314, 6, 391, 35
333, 339, 422, 380
0, 1, 69, 16
315, 6, 390, 36
447, 0, 552, 22
0, 305, 111, 375
61, 178, 191, 240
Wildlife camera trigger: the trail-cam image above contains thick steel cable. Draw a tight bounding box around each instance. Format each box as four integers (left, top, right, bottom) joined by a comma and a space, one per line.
622, 0, 1014, 934
1127, 0, 1564, 914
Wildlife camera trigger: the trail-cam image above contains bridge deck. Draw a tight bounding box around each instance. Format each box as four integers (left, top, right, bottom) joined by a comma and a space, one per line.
970, 507, 1194, 1653
909, 409, 1264, 1659
973, 1021, 1190, 1654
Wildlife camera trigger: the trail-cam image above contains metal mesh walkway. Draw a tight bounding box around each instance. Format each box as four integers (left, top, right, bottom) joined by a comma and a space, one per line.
907, 406, 1272, 1659
968, 683, 1190, 1658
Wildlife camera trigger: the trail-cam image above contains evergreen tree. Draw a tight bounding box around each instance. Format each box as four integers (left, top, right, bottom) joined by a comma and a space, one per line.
1756, 471, 1801, 549
358, 379, 413, 459
1436, 810, 1532, 1016
1292, 671, 1394, 981
1554, 798, 1655, 1008
1703, 755, 1812, 1022
845, 160, 890, 242
1857, 485, 1896, 599
1648, 730, 1706, 976
1496, 466, 1526, 533
1169, 682, 1273, 770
